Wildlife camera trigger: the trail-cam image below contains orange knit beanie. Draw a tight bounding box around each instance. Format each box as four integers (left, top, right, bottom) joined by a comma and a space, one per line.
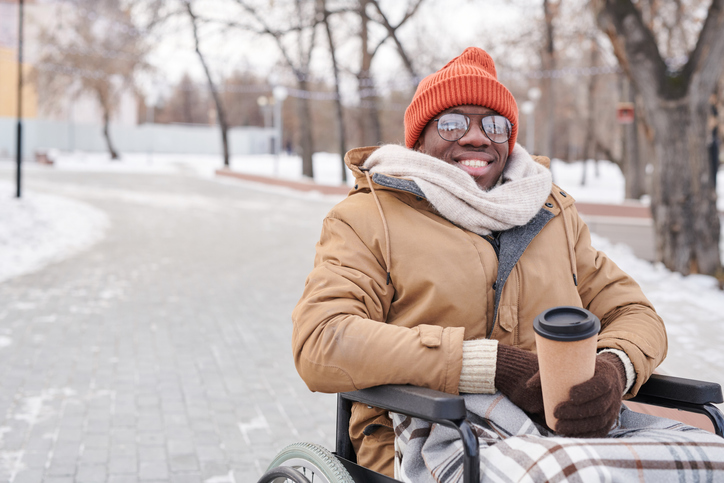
404, 47, 518, 154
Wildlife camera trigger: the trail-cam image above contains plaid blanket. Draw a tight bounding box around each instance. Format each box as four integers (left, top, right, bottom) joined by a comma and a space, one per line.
392, 393, 724, 482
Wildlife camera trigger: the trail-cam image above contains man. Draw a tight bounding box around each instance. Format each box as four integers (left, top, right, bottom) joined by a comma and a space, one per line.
292, 47, 666, 477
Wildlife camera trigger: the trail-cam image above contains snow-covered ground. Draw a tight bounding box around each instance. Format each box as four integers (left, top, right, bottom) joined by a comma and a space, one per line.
0, 178, 108, 284
1, 151, 724, 382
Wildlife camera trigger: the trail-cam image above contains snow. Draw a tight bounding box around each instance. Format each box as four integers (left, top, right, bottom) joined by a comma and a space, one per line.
43, 150, 356, 187
0, 179, 108, 284
1, 152, 724, 384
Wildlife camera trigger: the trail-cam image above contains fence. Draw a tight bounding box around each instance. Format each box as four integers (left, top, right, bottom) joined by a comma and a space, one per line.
0, 117, 276, 159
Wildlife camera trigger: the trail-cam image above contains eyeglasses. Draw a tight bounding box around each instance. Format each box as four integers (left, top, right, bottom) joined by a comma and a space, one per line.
433, 113, 513, 144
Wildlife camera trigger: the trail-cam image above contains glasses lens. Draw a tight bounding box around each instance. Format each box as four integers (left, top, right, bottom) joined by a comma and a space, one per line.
437, 114, 468, 141
482, 116, 511, 144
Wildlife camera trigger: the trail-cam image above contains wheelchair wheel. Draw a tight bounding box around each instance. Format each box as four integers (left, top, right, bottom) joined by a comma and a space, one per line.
259, 442, 355, 483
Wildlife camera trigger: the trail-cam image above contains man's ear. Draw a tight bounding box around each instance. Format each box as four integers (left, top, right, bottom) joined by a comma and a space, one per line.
413, 138, 423, 152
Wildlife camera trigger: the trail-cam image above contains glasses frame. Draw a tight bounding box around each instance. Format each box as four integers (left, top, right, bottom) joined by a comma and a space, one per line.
433, 113, 513, 144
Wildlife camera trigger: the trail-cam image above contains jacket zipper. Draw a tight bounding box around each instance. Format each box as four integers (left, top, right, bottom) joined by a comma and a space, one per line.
483, 232, 501, 259
483, 232, 501, 338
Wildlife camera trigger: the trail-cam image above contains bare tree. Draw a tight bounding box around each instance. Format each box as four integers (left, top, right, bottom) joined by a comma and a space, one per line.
35, 0, 150, 159
355, 0, 383, 146
234, 0, 322, 179
184, 1, 232, 167
352, 0, 424, 146
319, 0, 349, 182
580, 38, 599, 186
619, 74, 648, 199
367, 0, 423, 80
538, 0, 558, 157
594, 0, 724, 276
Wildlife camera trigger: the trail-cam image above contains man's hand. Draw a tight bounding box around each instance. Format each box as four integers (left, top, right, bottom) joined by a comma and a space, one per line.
495, 344, 544, 417
553, 351, 626, 438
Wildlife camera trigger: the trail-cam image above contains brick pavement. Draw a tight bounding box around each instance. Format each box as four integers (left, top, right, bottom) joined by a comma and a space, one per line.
0, 169, 340, 482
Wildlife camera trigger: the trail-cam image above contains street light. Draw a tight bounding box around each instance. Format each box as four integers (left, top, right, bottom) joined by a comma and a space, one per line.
272, 86, 288, 153
521, 87, 542, 153
15, 0, 24, 198
272, 86, 288, 177
521, 101, 535, 153
257, 95, 274, 156
256, 95, 273, 128
146, 85, 159, 164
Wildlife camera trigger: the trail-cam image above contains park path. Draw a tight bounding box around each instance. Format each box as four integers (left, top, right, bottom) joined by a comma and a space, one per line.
0, 168, 338, 482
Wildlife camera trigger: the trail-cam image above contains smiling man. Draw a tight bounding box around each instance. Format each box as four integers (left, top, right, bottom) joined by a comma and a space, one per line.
415, 105, 510, 190
291, 47, 670, 477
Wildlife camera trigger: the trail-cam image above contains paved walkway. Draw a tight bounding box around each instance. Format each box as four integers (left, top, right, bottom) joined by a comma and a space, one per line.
0, 169, 339, 482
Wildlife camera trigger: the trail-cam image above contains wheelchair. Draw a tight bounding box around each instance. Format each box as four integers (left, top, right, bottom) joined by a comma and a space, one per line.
257, 374, 724, 483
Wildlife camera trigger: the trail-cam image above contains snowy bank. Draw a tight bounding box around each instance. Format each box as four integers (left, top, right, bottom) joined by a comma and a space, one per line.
0, 181, 109, 284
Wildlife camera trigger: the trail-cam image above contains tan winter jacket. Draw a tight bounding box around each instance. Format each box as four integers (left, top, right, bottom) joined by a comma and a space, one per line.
292, 146, 667, 476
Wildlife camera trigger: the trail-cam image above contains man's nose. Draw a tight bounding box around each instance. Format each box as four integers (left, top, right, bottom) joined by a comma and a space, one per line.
458, 121, 491, 147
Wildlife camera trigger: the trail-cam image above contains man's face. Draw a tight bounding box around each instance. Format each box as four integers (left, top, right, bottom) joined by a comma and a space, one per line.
414, 104, 510, 191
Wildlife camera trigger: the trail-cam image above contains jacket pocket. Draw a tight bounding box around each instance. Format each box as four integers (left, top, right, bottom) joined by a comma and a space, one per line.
417, 324, 443, 348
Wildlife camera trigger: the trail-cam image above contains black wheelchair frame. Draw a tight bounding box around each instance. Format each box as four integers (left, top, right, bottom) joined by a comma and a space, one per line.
260, 374, 724, 483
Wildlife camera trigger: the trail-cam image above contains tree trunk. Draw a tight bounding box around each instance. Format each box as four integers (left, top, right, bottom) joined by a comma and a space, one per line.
709, 92, 720, 190
620, 76, 646, 199
358, 0, 381, 146
581, 43, 598, 186
187, 2, 230, 167
650, 97, 720, 275
96, 89, 119, 160
102, 109, 119, 160
539, 0, 557, 157
321, 0, 347, 182
297, 79, 315, 179
595, 0, 724, 276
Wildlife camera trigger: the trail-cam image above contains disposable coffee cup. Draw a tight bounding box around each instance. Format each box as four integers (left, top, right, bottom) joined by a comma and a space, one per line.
533, 306, 601, 432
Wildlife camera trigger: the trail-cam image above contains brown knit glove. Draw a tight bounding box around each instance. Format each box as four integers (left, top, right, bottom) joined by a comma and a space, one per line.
494, 344, 544, 418
553, 351, 626, 438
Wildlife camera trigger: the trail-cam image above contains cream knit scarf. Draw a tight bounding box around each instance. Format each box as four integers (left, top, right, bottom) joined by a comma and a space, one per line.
363, 144, 553, 236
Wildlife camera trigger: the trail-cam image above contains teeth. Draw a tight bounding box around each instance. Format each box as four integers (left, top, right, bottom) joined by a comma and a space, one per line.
460, 160, 489, 168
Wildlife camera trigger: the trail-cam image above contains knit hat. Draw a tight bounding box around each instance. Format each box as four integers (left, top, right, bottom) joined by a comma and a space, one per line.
404, 47, 519, 154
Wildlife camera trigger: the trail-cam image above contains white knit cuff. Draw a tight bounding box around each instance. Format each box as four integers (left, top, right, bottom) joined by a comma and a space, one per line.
459, 339, 498, 394
599, 348, 636, 395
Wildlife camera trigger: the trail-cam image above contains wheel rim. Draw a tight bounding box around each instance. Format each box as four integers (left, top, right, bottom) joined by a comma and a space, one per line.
265, 442, 353, 483
275, 457, 331, 483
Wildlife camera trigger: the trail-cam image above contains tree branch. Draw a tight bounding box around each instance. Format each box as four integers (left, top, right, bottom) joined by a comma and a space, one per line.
593, 0, 668, 104
185, 0, 230, 164
233, 0, 322, 80
367, 0, 423, 78
682, 0, 724, 96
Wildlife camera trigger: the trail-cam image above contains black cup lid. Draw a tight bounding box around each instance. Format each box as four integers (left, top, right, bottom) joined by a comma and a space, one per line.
533, 306, 601, 341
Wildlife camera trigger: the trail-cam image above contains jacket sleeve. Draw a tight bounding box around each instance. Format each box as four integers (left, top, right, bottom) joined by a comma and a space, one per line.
291, 214, 465, 394
571, 206, 667, 398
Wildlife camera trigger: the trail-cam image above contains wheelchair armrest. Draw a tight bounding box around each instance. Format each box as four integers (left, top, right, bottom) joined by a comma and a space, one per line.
339, 386, 480, 482
341, 385, 467, 424
633, 374, 724, 405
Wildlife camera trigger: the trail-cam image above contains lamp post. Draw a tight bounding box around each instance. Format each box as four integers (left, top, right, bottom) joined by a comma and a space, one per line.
521, 101, 535, 153
146, 85, 159, 164
256, 96, 272, 129
272, 86, 288, 177
520, 87, 542, 154
15, 0, 24, 198
256, 96, 276, 160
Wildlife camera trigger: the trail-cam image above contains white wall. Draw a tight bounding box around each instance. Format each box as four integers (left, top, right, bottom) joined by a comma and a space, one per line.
0, 117, 276, 159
